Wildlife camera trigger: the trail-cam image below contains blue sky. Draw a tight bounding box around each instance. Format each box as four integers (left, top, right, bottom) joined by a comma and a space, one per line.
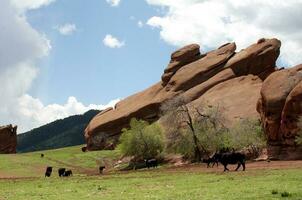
1, 0, 302, 132
27, 0, 174, 105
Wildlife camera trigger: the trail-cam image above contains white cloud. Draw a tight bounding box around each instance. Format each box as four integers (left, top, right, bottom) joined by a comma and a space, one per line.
0, 1, 119, 133
103, 34, 125, 48
56, 23, 77, 35
10, 0, 56, 11
138, 20, 144, 28
146, 0, 302, 66
106, 0, 121, 7
16, 95, 120, 132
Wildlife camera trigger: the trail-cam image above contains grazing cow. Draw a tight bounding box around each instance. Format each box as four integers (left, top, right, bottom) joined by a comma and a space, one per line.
145, 159, 158, 169
81, 146, 87, 152
99, 166, 105, 174
41, 154, 44, 158
58, 168, 66, 177
63, 170, 73, 177
202, 157, 219, 168
213, 152, 246, 172
45, 166, 52, 177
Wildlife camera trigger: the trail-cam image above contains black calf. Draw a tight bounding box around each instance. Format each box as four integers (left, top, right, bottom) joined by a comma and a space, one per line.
145, 159, 158, 169
45, 166, 52, 177
63, 170, 73, 177
213, 152, 246, 172
202, 157, 218, 168
58, 168, 66, 177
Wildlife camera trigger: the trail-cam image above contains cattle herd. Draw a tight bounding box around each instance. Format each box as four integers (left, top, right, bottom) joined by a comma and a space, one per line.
44, 148, 246, 178
45, 167, 73, 177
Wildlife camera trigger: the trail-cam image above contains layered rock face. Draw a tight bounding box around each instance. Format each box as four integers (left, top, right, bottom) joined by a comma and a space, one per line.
0, 125, 17, 154
85, 38, 281, 150
257, 65, 302, 160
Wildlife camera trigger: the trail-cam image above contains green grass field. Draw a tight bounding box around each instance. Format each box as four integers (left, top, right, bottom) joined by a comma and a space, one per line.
0, 146, 302, 200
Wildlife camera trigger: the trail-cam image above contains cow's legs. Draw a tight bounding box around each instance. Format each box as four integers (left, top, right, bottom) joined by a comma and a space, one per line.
241, 162, 245, 171
235, 163, 241, 171
223, 164, 229, 172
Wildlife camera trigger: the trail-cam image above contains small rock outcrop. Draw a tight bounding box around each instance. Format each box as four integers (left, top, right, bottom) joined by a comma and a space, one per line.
85, 38, 281, 151
257, 65, 302, 160
0, 124, 17, 154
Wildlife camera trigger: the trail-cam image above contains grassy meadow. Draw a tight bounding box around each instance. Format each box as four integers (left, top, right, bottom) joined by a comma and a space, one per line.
0, 146, 301, 200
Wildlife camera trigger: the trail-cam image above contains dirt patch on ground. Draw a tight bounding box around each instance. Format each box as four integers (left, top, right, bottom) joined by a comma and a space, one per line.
1, 160, 302, 179
162, 160, 302, 173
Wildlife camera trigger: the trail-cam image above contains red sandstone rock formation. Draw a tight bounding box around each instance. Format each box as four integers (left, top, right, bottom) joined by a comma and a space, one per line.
257, 65, 302, 160
0, 124, 17, 154
85, 38, 281, 151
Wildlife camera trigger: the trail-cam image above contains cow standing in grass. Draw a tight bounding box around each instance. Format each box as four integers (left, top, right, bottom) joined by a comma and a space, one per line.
63, 170, 73, 177
145, 159, 158, 169
99, 166, 105, 174
45, 166, 52, 177
58, 168, 66, 177
213, 152, 246, 172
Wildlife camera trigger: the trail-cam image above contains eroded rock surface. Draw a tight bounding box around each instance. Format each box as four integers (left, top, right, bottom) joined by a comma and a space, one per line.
0, 124, 17, 154
257, 65, 302, 160
85, 38, 281, 151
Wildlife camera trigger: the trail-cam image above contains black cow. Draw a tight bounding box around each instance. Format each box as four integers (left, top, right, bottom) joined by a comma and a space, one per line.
202, 157, 219, 168
99, 166, 105, 174
145, 159, 158, 169
213, 152, 246, 172
81, 146, 87, 152
45, 166, 52, 177
58, 168, 66, 177
63, 170, 73, 177
41, 154, 44, 158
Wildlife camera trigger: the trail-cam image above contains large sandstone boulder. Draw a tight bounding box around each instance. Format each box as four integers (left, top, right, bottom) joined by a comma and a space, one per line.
0, 124, 17, 154
85, 38, 281, 151
257, 65, 302, 160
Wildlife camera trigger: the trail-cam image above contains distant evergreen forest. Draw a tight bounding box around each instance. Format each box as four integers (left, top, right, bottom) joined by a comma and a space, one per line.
17, 110, 100, 153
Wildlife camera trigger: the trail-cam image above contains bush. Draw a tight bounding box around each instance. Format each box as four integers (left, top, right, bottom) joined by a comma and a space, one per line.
118, 118, 164, 160
227, 119, 266, 157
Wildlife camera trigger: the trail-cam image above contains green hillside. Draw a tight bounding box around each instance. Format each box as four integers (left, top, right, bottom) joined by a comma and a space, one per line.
0, 145, 121, 178
0, 146, 302, 200
17, 110, 100, 152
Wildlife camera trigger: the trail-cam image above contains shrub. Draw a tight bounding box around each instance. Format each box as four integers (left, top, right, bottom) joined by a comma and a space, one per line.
118, 118, 164, 160
227, 119, 266, 157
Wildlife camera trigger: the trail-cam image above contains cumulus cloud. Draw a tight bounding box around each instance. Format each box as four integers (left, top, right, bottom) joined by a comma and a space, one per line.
0, 1, 120, 133
146, 0, 302, 66
103, 34, 125, 48
106, 0, 121, 7
16, 96, 120, 132
56, 23, 77, 35
10, 0, 56, 11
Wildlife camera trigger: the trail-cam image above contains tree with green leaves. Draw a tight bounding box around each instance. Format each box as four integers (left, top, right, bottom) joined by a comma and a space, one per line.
160, 96, 227, 161
118, 118, 164, 160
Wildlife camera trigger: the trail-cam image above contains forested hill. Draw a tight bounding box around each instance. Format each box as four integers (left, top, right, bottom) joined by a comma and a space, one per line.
17, 110, 100, 153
